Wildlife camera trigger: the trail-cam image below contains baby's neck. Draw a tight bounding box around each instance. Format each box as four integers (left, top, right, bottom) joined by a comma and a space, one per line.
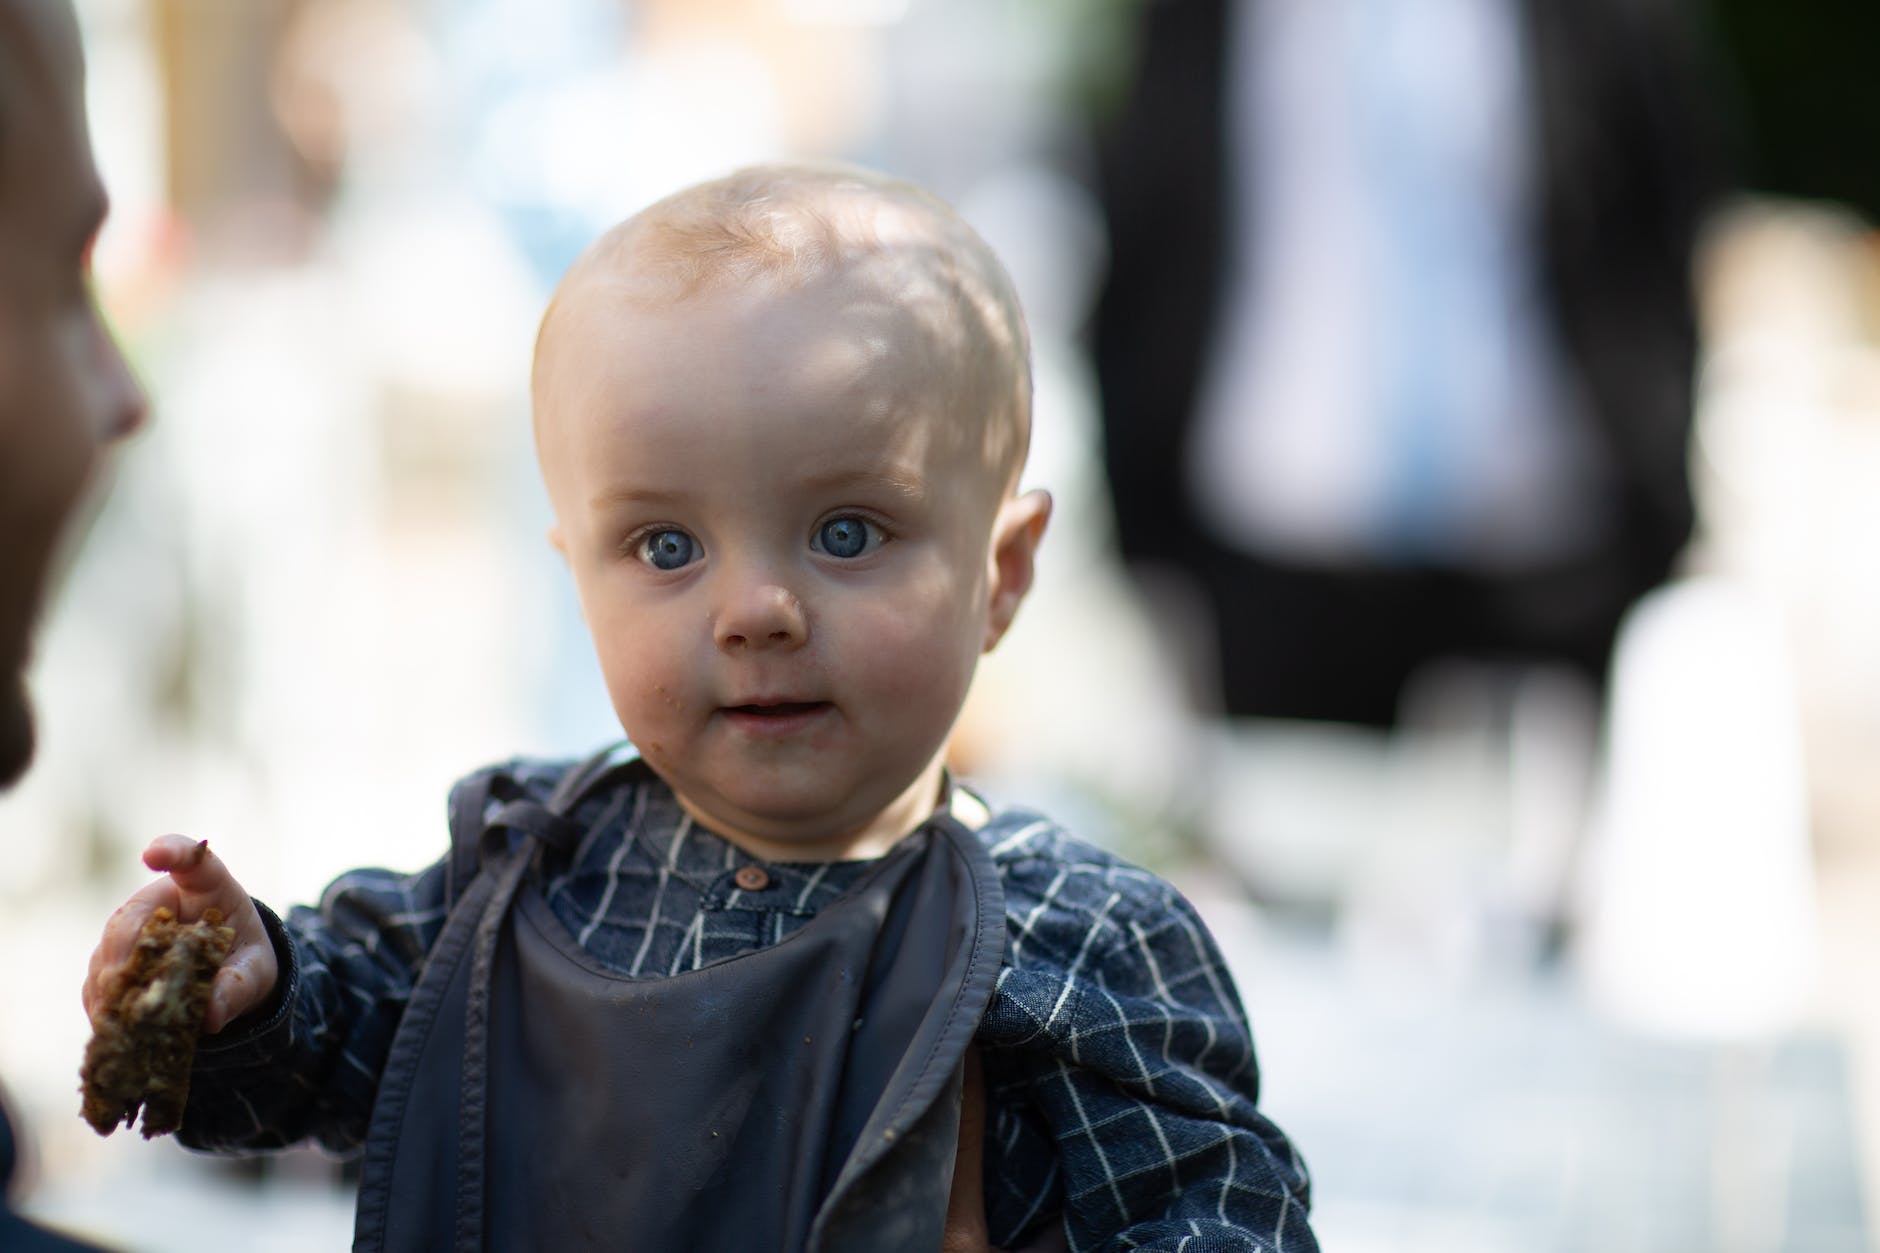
673, 758, 951, 863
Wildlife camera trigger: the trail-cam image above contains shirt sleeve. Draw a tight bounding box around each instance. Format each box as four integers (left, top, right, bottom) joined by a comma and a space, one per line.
978, 848, 1316, 1253
177, 858, 450, 1155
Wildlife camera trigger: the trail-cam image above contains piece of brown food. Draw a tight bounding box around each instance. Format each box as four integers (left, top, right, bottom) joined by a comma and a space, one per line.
79, 906, 235, 1138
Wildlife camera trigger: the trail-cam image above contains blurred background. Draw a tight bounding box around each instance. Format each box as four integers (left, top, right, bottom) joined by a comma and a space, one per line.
3, 0, 1878, 1249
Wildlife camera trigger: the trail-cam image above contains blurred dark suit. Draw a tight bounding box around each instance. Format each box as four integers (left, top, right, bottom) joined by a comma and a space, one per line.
1093, 0, 1726, 727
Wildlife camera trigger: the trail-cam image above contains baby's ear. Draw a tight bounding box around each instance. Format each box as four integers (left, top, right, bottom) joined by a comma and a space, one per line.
547, 525, 568, 561
982, 489, 1051, 653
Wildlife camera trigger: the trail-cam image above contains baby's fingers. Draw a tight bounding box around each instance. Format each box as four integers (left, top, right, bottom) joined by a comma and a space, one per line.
142, 835, 236, 904
202, 940, 277, 1035
140, 834, 279, 1032
83, 881, 182, 1018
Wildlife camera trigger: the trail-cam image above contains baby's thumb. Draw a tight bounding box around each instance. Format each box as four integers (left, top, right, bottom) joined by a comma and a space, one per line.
142, 835, 237, 905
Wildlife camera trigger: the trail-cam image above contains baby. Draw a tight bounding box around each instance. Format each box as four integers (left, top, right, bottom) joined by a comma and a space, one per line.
85, 164, 1316, 1251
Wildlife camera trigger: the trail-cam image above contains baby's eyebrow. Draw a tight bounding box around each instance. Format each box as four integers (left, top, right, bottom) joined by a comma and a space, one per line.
588, 486, 683, 513
801, 467, 926, 500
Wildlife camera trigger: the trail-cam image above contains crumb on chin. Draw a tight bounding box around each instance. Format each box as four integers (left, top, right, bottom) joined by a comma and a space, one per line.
79, 906, 235, 1139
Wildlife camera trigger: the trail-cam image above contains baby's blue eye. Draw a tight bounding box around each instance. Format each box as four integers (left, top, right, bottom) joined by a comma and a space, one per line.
641, 529, 698, 570
816, 516, 878, 560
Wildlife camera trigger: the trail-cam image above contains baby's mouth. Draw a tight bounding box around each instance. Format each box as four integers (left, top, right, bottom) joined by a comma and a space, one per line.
719, 699, 834, 735
723, 701, 830, 719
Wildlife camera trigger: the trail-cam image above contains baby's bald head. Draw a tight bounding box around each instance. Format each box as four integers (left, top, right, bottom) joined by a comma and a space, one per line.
532, 163, 1033, 507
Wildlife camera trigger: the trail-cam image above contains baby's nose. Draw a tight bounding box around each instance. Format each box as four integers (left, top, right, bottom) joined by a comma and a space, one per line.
714, 581, 807, 650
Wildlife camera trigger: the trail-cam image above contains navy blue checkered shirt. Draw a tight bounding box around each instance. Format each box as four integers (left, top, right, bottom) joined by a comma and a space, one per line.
182, 759, 1315, 1251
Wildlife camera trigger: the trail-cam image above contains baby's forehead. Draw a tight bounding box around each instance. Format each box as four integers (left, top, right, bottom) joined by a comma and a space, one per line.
537, 165, 1031, 490
594, 189, 988, 326
569, 269, 1003, 454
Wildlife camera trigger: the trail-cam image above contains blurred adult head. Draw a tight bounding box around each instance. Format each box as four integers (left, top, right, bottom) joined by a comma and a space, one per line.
0, 0, 146, 787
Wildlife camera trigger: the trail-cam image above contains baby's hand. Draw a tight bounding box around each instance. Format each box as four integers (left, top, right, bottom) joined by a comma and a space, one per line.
84, 835, 279, 1035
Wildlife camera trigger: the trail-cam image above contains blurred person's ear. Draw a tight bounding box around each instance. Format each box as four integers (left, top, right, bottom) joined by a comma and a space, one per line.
982, 488, 1051, 653
547, 526, 567, 560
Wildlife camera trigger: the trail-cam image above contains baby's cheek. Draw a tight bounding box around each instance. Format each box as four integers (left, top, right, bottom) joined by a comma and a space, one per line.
636, 738, 677, 777
600, 657, 683, 751
857, 614, 977, 711
635, 689, 689, 766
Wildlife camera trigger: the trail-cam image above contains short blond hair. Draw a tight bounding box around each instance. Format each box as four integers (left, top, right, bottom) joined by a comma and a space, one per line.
535, 162, 1034, 492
